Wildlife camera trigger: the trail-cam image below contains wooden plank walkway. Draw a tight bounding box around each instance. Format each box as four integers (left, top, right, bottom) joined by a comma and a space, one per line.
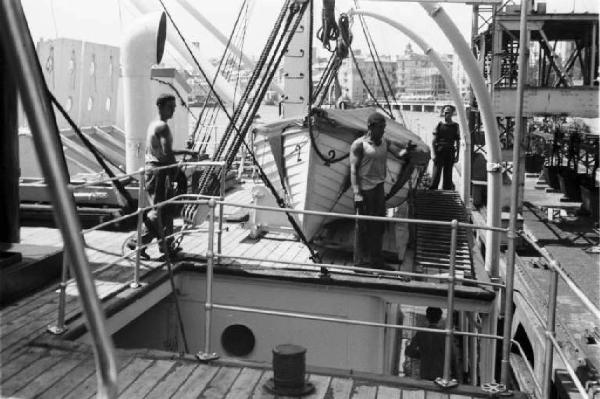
0, 344, 494, 399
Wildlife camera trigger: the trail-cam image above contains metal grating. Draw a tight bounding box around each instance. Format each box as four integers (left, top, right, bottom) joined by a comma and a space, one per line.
413, 190, 473, 277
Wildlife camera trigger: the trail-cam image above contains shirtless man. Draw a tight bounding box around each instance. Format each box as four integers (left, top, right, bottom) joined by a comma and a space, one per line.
129, 93, 196, 257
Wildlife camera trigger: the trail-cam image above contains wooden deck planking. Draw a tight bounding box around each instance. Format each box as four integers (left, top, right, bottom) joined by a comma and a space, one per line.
401, 390, 425, 399
352, 383, 378, 399
37, 358, 96, 399
144, 362, 199, 399
118, 359, 175, 399
329, 377, 354, 399
62, 356, 135, 399
377, 385, 402, 399
249, 371, 273, 399
201, 366, 242, 399
11, 354, 85, 398
424, 392, 449, 399
0, 347, 47, 383
224, 367, 264, 399
306, 374, 333, 399
0, 353, 65, 396
170, 363, 220, 399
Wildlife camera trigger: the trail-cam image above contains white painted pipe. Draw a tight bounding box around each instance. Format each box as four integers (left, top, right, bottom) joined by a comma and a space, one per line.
121, 12, 168, 173
128, 0, 239, 110
420, 3, 502, 277
348, 9, 471, 205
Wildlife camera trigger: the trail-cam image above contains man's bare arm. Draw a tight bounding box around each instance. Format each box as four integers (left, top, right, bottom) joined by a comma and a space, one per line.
349, 140, 363, 199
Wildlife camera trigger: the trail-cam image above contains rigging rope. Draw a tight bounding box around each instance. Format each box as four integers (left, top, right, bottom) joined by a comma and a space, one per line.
316, 0, 339, 51
353, 1, 395, 118
187, 0, 248, 151
342, 28, 393, 118
158, 0, 321, 263
49, 91, 136, 211
151, 77, 198, 124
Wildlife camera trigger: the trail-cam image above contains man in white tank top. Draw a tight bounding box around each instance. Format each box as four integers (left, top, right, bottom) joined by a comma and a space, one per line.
350, 112, 410, 269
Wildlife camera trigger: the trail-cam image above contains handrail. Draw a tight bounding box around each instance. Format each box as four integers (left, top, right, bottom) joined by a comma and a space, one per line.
213, 200, 509, 233
44, 159, 596, 396
70, 161, 226, 189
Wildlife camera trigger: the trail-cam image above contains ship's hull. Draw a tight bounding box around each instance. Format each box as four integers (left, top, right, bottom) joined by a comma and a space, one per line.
252, 108, 430, 241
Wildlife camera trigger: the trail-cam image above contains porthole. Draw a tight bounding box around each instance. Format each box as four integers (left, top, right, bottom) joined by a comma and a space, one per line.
105, 97, 111, 112
87, 97, 93, 111
65, 97, 73, 112
89, 59, 96, 75
221, 324, 255, 357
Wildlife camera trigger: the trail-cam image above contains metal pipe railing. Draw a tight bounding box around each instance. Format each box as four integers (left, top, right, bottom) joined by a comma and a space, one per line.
501, 0, 529, 385
47, 255, 69, 335
131, 169, 145, 289
215, 200, 509, 233
211, 303, 502, 340
440, 220, 459, 387
547, 332, 588, 397
542, 269, 559, 399
42, 156, 596, 396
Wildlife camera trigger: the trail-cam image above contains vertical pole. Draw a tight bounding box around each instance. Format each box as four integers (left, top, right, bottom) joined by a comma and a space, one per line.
460, 311, 469, 377
500, 0, 529, 385
48, 255, 69, 335
204, 199, 216, 354
218, 165, 226, 256
0, 35, 20, 243
439, 220, 458, 387
591, 22, 597, 87
131, 168, 145, 289
542, 268, 559, 398
470, 312, 478, 385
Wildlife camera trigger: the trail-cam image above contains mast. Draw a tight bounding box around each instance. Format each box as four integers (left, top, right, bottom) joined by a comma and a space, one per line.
281, 0, 311, 118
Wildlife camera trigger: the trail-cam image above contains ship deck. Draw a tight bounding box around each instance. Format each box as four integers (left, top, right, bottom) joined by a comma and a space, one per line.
0, 183, 505, 398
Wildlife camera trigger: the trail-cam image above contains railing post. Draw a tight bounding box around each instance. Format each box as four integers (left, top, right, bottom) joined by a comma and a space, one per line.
131, 168, 145, 289
47, 254, 69, 335
542, 266, 559, 398
197, 198, 219, 361
436, 219, 459, 388
218, 165, 226, 256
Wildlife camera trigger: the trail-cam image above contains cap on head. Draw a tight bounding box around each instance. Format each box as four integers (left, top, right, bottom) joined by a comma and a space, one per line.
156, 93, 176, 106
367, 112, 386, 127
425, 307, 443, 323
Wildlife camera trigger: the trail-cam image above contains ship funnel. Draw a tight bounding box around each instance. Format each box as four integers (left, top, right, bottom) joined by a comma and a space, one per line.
121, 12, 167, 173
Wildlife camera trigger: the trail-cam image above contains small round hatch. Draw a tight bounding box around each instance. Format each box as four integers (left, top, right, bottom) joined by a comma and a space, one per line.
221, 324, 255, 357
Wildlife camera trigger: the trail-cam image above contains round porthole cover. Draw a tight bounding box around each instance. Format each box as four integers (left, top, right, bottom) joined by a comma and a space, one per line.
221, 324, 255, 357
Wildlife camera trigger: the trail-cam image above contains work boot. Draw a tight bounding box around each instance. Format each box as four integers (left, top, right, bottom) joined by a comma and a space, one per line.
126, 239, 150, 260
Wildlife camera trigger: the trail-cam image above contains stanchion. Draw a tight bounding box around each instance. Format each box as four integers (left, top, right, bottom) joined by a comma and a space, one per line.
196, 198, 219, 362
47, 255, 69, 335
436, 219, 459, 388
542, 267, 559, 398
131, 168, 145, 289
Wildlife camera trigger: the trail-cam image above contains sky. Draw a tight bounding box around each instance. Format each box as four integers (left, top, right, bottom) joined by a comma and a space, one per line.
21, 0, 599, 65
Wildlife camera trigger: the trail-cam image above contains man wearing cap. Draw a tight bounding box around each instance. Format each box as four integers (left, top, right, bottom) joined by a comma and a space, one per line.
128, 93, 196, 257
350, 112, 410, 270
430, 106, 460, 190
